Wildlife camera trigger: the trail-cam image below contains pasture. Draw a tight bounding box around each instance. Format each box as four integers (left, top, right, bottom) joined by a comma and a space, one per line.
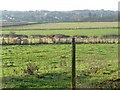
1, 22, 119, 88
2, 44, 119, 88
1, 29, 118, 37
1, 22, 118, 36
2, 22, 118, 30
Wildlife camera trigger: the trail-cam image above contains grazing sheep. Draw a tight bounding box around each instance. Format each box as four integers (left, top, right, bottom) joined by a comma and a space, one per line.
54, 34, 70, 44
21, 39, 28, 44
2, 38, 6, 44
30, 35, 46, 44
13, 39, 21, 44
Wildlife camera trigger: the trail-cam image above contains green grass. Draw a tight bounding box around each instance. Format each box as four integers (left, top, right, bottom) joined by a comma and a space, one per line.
2, 44, 119, 88
2, 22, 118, 30
1, 22, 119, 88
1, 22, 118, 37
1, 29, 118, 36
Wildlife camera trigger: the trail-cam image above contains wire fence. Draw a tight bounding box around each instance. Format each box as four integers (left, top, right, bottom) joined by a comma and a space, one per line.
2, 38, 119, 88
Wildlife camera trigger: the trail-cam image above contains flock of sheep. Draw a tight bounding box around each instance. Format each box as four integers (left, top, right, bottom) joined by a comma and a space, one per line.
0, 33, 119, 44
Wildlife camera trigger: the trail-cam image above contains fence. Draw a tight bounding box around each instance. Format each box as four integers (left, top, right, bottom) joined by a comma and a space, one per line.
2, 37, 119, 89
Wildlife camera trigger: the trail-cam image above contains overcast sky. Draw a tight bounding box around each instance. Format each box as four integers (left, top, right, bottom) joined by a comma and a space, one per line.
0, 0, 119, 11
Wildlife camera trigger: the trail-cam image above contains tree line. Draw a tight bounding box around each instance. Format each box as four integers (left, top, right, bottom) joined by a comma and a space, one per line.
1, 10, 118, 22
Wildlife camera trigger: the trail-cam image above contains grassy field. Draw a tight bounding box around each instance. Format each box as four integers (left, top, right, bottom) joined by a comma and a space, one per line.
2, 44, 119, 88
1, 22, 119, 88
2, 22, 118, 30
1, 22, 118, 37
1, 29, 118, 37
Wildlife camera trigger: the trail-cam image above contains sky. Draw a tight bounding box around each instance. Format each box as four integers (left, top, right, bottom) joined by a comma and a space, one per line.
0, 0, 119, 11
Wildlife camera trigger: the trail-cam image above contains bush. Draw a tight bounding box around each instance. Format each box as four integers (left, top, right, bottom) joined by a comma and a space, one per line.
22, 63, 39, 75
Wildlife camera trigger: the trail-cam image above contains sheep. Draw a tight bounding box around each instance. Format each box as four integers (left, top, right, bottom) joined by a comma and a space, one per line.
2, 38, 6, 44
21, 39, 28, 44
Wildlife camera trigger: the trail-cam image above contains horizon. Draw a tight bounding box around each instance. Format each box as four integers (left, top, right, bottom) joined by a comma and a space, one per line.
1, 9, 118, 12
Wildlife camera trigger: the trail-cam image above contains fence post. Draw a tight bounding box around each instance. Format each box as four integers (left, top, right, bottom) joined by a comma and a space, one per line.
72, 37, 76, 90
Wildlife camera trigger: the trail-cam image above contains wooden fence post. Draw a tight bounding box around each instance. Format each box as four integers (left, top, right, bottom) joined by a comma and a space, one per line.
72, 37, 76, 90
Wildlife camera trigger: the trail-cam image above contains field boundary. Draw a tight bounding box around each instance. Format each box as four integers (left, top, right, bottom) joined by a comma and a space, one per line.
2, 27, 119, 30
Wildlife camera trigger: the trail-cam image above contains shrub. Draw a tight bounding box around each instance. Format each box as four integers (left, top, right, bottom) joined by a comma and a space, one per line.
22, 63, 39, 75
